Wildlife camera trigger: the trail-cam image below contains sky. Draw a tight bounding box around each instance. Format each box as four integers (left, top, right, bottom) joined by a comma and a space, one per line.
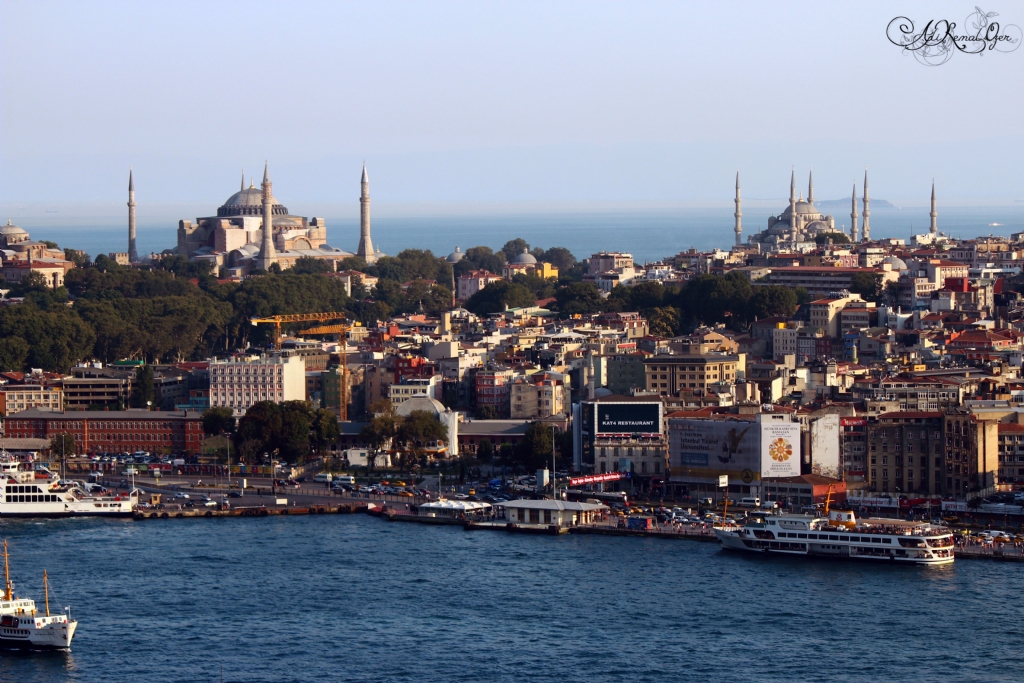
1, 0, 1022, 212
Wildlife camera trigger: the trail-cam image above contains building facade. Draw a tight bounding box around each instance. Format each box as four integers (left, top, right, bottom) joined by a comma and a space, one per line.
3, 408, 205, 455
209, 353, 306, 414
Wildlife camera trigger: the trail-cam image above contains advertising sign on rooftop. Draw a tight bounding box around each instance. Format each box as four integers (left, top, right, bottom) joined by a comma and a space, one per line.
595, 402, 661, 437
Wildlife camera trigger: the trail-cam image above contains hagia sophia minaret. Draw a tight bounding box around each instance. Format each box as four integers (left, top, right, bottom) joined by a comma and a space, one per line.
256, 162, 277, 271
807, 170, 814, 204
930, 180, 938, 234
862, 169, 870, 241
358, 164, 376, 263
850, 183, 859, 243
127, 168, 138, 263
733, 172, 742, 246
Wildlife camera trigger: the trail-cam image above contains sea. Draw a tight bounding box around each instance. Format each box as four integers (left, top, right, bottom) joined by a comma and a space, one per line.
12, 206, 1024, 265
0, 515, 1021, 683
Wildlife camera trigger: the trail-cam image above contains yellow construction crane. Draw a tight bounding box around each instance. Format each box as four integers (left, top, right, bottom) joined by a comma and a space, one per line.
249, 312, 350, 349
249, 313, 360, 421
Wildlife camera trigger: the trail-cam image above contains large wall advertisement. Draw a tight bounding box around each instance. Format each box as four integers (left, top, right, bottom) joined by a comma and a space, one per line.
760, 417, 801, 478
595, 402, 662, 437
669, 418, 762, 484
809, 414, 841, 480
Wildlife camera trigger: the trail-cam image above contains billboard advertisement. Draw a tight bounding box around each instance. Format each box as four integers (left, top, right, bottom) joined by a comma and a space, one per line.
809, 414, 841, 480
595, 402, 662, 437
760, 418, 800, 478
669, 417, 761, 483
568, 472, 630, 486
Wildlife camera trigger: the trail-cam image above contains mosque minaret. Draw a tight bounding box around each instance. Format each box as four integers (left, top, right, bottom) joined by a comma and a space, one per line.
850, 182, 859, 243
357, 163, 376, 263
255, 162, 277, 271
930, 180, 938, 234
733, 172, 742, 247
127, 168, 138, 263
862, 169, 870, 241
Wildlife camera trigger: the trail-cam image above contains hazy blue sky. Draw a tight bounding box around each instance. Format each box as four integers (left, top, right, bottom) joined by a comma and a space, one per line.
1, 0, 1021, 209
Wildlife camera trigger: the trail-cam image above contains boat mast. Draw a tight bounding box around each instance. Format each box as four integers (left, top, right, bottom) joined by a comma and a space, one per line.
824, 484, 834, 517
43, 569, 50, 616
3, 540, 12, 601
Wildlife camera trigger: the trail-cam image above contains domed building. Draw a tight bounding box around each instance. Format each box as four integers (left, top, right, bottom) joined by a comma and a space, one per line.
0, 219, 64, 260
501, 248, 558, 280
446, 246, 464, 264
749, 171, 844, 249
175, 167, 353, 275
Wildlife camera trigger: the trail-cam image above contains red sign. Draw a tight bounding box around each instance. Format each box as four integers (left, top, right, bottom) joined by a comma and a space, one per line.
569, 472, 628, 486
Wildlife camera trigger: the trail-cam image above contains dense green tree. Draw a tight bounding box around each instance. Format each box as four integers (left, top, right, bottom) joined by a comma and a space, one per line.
131, 365, 155, 408
464, 280, 536, 315
0, 337, 30, 372
291, 257, 333, 274
202, 407, 236, 436
747, 286, 798, 321
50, 433, 77, 457
64, 248, 91, 268
360, 400, 399, 451
850, 272, 884, 302
514, 422, 555, 472
814, 232, 851, 245
476, 405, 498, 420
0, 303, 96, 372
395, 410, 448, 451
454, 246, 505, 276
647, 306, 681, 337
555, 282, 604, 316
500, 238, 530, 263
477, 438, 495, 462
311, 408, 340, 454
540, 247, 577, 271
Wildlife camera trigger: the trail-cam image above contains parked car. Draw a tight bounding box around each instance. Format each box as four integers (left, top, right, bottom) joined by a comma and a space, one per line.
173, 492, 190, 499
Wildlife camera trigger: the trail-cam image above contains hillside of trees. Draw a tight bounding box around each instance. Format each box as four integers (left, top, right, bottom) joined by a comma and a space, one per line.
0, 239, 797, 373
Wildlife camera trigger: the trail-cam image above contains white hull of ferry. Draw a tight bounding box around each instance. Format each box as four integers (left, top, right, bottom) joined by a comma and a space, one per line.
0, 498, 135, 518
0, 617, 76, 650
715, 524, 955, 566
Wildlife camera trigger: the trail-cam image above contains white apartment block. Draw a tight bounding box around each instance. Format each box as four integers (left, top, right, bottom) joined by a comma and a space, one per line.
209, 353, 306, 415
388, 376, 443, 406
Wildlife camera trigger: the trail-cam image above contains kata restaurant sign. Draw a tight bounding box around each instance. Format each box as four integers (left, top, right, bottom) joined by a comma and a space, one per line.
569, 472, 630, 486
595, 402, 661, 436
760, 421, 800, 478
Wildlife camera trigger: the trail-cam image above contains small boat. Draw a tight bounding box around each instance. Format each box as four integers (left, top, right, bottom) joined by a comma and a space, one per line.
990, 222, 1003, 226
0, 540, 77, 650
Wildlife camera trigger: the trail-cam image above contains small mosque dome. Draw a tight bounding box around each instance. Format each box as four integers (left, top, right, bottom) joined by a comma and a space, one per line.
513, 248, 537, 265
447, 246, 464, 263
882, 256, 908, 270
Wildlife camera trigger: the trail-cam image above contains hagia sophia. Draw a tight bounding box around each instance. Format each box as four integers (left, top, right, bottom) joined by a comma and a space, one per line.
172, 163, 379, 276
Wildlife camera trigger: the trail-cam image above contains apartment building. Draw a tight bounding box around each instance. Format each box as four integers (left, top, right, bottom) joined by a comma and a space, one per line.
209, 352, 306, 415
0, 385, 63, 416
510, 372, 565, 419
943, 410, 999, 496
643, 354, 739, 396
865, 412, 945, 495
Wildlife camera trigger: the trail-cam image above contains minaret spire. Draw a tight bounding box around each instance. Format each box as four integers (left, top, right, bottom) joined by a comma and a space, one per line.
733, 171, 742, 247
256, 161, 277, 271
127, 167, 138, 263
789, 168, 796, 203
862, 169, 871, 241
850, 182, 859, 242
789, 167, 798, 248
241, 170, 245, 192
357, 162, 376, 263
807, 169, 814, 204
929, 179, 937, 234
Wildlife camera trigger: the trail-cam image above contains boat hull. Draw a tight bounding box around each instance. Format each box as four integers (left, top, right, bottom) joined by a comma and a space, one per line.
715, 529, 954, 566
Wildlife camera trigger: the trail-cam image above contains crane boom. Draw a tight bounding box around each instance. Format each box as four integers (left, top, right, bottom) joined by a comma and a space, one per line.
249, 311, 350, 349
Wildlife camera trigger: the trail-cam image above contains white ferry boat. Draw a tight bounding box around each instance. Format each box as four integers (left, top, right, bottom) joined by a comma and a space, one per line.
0, 541, 77, 650
0, 458, 136, 518
715, 508, 954, 565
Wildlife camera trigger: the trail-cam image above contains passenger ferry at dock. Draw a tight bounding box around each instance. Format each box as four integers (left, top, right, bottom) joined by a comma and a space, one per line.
0, 457, 136, 518
0, 541, 77, 650
715, 508, 955, 565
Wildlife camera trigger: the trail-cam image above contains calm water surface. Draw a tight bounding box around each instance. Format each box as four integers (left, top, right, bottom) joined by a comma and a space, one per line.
0, 515, 1020, 683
